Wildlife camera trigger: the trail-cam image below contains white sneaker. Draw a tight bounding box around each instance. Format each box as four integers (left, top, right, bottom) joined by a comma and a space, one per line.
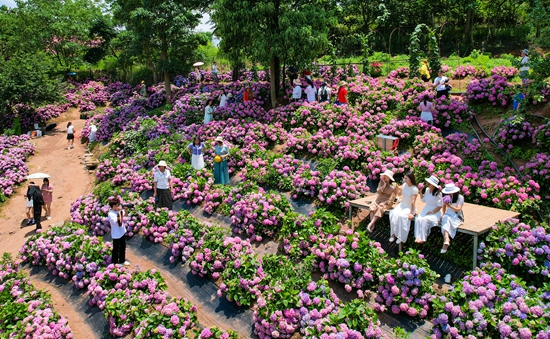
444, 274, 451, 283
123, 261, 131, 266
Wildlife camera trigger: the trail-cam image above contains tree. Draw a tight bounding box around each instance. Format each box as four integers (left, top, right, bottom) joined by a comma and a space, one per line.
14, 0, 104, 71
212, 0, 336, 107
108, 0, 209, 103
409, 24, 441, 78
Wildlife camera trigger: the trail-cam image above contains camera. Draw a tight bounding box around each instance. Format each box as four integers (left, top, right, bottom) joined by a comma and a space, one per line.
122, 203, 135, 209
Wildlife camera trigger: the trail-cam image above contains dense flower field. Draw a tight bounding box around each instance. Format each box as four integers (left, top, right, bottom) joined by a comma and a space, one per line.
0, 134, 36, 200
5, 64, 550, 338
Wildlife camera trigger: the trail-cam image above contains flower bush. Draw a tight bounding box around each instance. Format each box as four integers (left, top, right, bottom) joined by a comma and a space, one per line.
374, 250, 437, 318
196, 327, 240, 339
19, 223, 112, 289
230, 190, 292, 241
134, 297, 198, 339
491, 66, 519, 79
313, 229, 386, 295
318, 167, 369, 212
465, 75, 512, 106
218, 253, 267, 307
0, 134, 35, 199
431, 263, 550, 339
494, 115, 535, 151
479, 218, 550, 287
303, 299, 388, 339
520, 153, 550, 199
0, 258, 73, 338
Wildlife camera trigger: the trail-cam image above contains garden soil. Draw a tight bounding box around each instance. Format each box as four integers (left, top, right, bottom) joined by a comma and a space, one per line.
0, 108, 98, 339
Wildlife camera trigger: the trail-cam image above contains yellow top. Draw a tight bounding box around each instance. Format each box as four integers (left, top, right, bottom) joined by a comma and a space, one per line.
420, 64, 430, 79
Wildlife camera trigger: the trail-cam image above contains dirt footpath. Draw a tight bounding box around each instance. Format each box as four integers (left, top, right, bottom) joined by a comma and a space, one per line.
0, 108, 96, 338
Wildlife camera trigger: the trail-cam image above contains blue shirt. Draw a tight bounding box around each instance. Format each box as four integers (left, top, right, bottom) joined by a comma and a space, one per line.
188, 142, 205, 155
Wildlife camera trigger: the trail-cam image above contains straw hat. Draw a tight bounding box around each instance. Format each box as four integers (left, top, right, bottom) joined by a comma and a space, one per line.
158, 160, 167, 167
380, 169, 395, 182
442, 183, 460, 194
425, 175, 439, 187
214, 136, 224, 143
339, 80, 347, 87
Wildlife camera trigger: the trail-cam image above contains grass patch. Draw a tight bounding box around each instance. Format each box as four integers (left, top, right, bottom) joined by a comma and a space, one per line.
148, 104, 173, 117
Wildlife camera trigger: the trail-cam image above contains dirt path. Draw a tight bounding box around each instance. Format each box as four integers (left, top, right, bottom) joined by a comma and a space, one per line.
0, 108, 96, 338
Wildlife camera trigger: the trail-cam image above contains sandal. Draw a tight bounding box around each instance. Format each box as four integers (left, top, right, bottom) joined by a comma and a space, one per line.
441, 242, 450, 253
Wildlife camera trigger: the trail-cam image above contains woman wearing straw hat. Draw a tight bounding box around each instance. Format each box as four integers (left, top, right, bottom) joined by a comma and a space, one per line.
335, 81, 348, 105
414, 175, 443, 243
366, 169, 397, 232
389, 172, 419, 244
213, 136, 230, 184
439, 182, 464, 253
153, 160, 173, 210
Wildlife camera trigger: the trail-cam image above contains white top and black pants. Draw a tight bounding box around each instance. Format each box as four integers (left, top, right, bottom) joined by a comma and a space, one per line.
154, 169, 172, 210
108, 208, 127, 264
434, 76, 449, 98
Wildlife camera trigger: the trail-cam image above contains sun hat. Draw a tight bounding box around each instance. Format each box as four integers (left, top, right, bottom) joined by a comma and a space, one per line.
141, 80, 145, 84
442, 183, 460, 194
293, 79, 301, 86
339, 80, 347, 87
521, 49, 529, 55
425, 175, 440, 187
380, 169, 395, 182
214, 136, 224, 143
158, 160, 168, 167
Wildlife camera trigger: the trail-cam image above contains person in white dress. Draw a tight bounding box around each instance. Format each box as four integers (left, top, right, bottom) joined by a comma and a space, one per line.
187, 136, 205, 170
414, 175, 443, 243
204, 100, 214, 124
292, 79, 303, 101
304, 79, 317, 103
389, 172, 419, 244
218, 89, 228, 108
439, 183, 464, 253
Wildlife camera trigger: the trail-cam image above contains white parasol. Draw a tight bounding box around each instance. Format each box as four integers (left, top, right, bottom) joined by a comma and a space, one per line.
26, 173, 50, 180
192, 61, 204, 67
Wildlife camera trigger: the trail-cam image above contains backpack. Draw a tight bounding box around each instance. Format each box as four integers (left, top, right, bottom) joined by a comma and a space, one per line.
320, 86, 328, 101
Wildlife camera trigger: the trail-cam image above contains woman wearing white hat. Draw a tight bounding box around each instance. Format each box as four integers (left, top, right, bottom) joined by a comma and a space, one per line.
367, 169, 397, 232
153, 160, 173, 210
213, 136, 230, 184
519, 49, 529, 82
389, 172, 419, 244
439, 182, 464, 253
292, 79, 303, 102
414, 175, 443, 243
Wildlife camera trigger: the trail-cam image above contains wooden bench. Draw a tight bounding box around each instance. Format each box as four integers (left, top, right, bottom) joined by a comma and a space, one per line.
348, 195, 520, 269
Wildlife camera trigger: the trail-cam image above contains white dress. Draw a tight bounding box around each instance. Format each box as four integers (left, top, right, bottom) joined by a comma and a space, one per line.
305, 85, 317, 102
414, 188, 443, 242
441, 195, 464, 239
219, 94, 228, 107
204, 105, 213, 124
389, 184, 419, 243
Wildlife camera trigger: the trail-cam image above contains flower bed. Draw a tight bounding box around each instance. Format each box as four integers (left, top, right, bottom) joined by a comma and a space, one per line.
0, 134, 35, 199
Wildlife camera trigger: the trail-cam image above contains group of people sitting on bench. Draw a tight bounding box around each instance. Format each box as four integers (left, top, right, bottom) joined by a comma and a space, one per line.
366, 170, 464, 254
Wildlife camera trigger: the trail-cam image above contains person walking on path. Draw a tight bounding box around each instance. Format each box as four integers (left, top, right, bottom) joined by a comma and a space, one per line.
420, 60, 431, 82
292, 79, 303, 102
212, 62, 218, 83
304, 79, 317, 103
24, 186, 34, 226
318, 81, 331, 103
108, 198, 130, 266
41, 178, 53, 220
418, 94, 435, 125
389, 172, 419, 244
366, 169, 397, 232
213, 136, 230, 185
414, 175, 443, 243
66, 122, 75, 149
153, 160, 173, 210
519, 49, 529, 82
335, 81, 348, 105
187, 136, 205, 170
27, 182, 44, 230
